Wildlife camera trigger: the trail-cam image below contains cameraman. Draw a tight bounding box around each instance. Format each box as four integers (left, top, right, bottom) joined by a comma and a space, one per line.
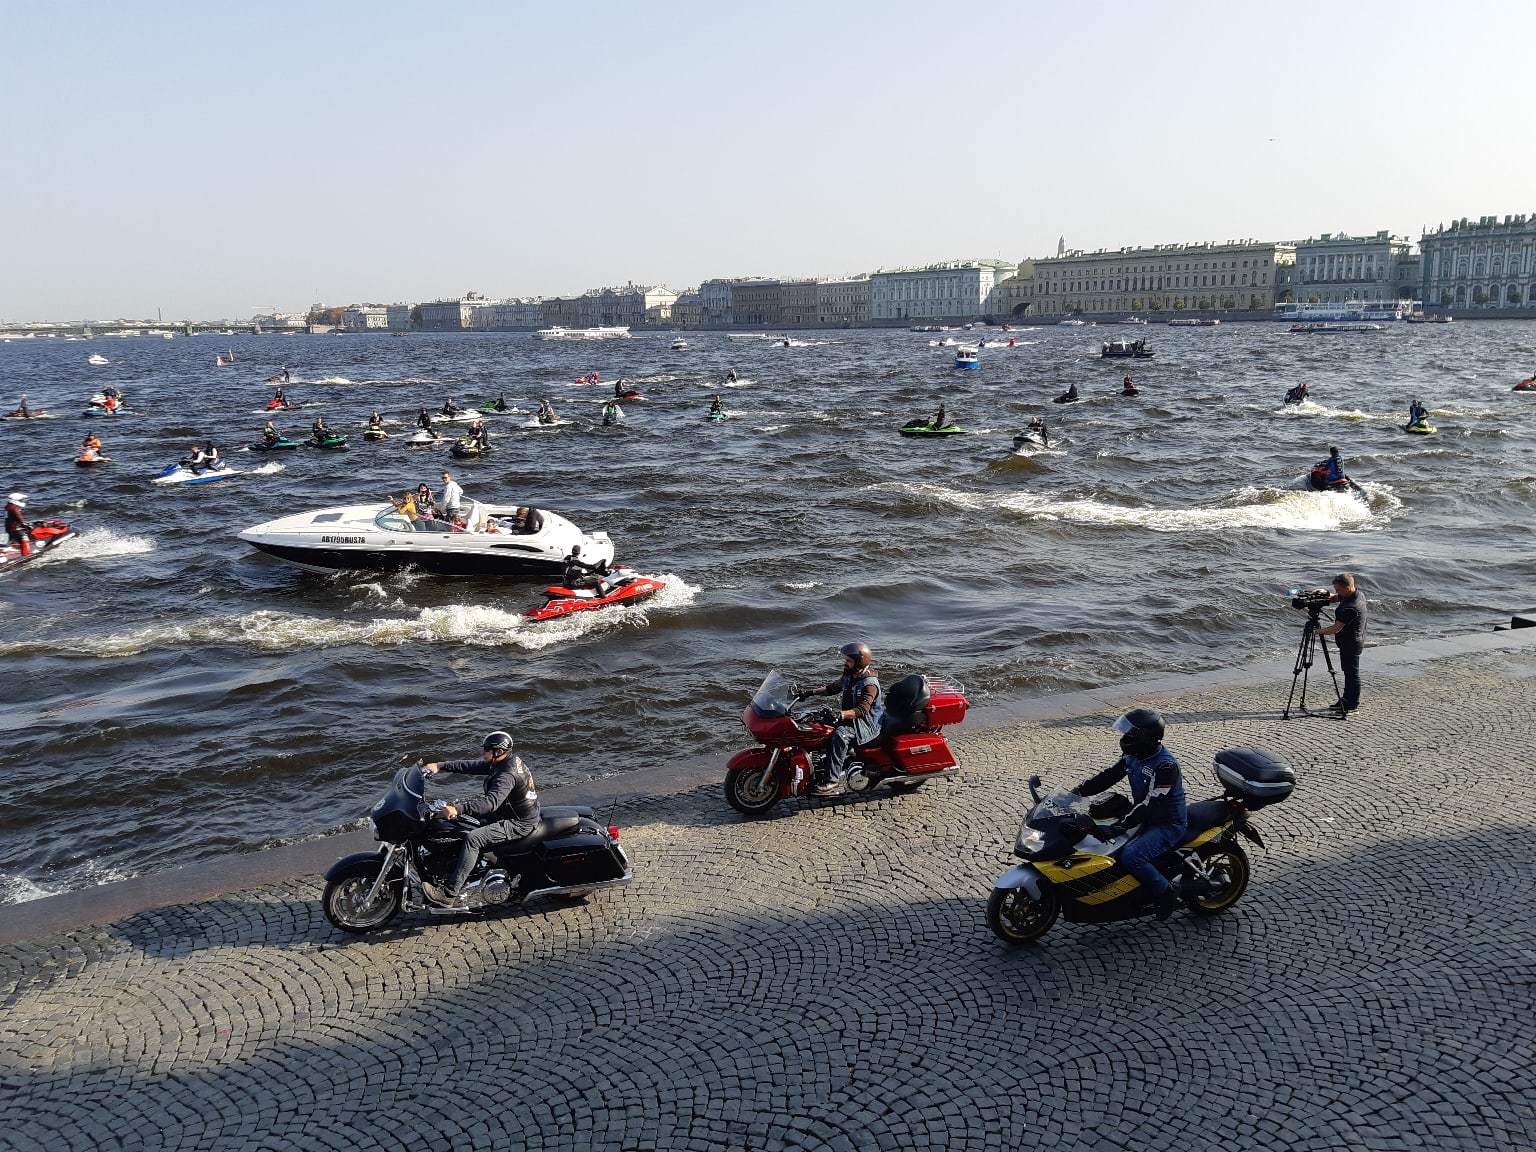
1318, 572, 1366, 716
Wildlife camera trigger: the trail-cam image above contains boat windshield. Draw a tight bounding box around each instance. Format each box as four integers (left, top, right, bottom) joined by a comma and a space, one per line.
374, 509, 413, 533
750, 670, 796, 718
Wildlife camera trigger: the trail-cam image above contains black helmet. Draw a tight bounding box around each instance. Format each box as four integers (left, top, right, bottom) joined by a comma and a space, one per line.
840, 642, 873, 670
1113, 708, 1165, 759
482, 730, 513, 754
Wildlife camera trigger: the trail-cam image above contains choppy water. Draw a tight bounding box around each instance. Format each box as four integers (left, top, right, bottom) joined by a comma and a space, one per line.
2, 323, 1533, 901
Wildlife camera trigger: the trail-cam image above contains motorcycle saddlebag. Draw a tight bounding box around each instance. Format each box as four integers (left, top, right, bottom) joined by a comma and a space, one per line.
1214, 747, 1295, 810
540, 830, 626, 885
889, 733, 958, 775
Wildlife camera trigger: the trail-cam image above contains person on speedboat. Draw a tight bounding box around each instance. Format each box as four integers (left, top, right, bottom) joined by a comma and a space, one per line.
419, 730, 541, 909
414, 483, 437, 520
510, 506, 544, 534
387, 489, 419, 522
439, 471, 464, 520
1407, 398, 1429, 427
5, 492, 32, 556
1073, 707, 1188, 921
709, 394, 724, 416
261, 420, 283, 446
1122, 375, 1139, 396
537, 399, 558, 425
802, 642, 884, 796
1284, 382, 1308, 405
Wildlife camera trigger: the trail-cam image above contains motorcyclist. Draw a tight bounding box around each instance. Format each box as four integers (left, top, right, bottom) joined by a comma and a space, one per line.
803, 642, 885, 795
419, 731, 541, 908
1407, 399, 1429, 427
5, 492, 32, 556
1073, 707, 1187, 920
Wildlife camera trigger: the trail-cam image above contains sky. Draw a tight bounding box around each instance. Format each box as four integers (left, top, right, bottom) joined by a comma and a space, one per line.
3, 0, 1534, 321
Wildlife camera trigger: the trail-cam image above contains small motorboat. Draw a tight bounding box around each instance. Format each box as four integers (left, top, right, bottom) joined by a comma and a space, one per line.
75, 448, 110, 466
900, 418, 966, 437
670, 339, 689, 351
954, 348, 980, 370
525, 571, 665, 622
1101, 339, 1152, 359
87, 353, 109, 366
249, 436, 300, 452
239, 500, 614, 577
153, 461, 243, 486
0, 518, 75, 574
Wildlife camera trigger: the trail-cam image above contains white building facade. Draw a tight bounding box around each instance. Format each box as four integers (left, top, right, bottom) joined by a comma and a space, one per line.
472, 299, 545, 330
416, 294, 496, 331
1420, 214, 1536, 309
869, 260, 1016, 321
816, 277, 871, 325
1025, 241, 1295, 316
341, 305, 391, 330
1295, 232, 1414, 304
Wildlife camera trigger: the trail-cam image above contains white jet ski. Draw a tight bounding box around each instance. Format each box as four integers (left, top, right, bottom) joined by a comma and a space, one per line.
238, 500, 614, 577
1011, 429, 1055, 453
152, 461, 244, 486
408, 430, 445, 446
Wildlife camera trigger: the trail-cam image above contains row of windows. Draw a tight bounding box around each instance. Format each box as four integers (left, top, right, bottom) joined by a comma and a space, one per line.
1044, 256, 1273, 279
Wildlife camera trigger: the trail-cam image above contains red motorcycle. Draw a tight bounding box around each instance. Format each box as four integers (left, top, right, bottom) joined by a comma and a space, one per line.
724, 670, 968, 815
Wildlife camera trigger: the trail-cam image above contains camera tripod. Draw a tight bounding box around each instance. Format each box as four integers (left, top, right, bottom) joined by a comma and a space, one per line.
1283, 612, 1340, 719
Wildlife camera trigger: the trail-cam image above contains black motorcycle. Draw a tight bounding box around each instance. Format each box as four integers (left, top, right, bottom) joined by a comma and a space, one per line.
322, 763, 632, 934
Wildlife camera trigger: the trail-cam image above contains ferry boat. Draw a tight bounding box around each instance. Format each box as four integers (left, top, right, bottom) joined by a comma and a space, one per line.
534, 326, 632, 341
1275, 300, 1407, 323
1167, 318, 1220, 327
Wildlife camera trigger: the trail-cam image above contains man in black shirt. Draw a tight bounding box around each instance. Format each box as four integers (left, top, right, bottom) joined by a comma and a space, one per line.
1319, 572, 1366, 716
419, 730, 540, 907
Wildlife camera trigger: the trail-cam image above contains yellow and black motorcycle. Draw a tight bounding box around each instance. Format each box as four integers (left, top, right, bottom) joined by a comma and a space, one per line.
987, 747, 1295, 943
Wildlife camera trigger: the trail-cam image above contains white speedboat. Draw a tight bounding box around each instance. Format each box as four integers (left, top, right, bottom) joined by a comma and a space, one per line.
1057, 319, 1086, 327
87, 353, 110, 365
670, 338, 689, 351
534, 326, 632, 341
238, 500, 613, 577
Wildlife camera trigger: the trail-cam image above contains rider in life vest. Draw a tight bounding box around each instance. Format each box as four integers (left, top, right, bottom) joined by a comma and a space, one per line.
805, 643, 885, 795
6, 492, 33, 556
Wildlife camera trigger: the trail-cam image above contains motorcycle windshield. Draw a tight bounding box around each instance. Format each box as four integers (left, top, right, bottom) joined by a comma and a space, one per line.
750, 670, 795, 718
371, 763, 428, 828
1030, 789, 1088, 827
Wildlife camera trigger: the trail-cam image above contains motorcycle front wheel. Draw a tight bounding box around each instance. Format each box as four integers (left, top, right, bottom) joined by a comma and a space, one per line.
724, 762, 781, 816
323, 867, 403, 934
987, 884, 1060, 945
1182, 843, 1251, 916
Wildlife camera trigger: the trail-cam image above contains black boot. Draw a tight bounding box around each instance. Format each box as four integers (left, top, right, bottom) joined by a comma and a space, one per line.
1154, 887, 1180, 921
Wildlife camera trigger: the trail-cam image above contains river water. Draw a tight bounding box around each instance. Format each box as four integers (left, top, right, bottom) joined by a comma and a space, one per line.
2, 322, 1533, 900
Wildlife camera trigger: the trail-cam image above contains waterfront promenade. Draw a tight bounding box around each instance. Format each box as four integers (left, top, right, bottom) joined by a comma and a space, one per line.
2, 633, 1533, 1151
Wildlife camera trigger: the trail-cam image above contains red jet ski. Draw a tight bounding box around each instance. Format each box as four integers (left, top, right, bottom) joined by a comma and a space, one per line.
618, 390, 644, 401
1307, 464, 1358, 494
0, 518, 76, 573
525, 572, 665, 622
1514, 377, 1536, 392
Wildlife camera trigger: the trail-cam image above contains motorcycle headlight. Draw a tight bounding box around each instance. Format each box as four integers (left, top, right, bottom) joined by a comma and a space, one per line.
1015, 826, 1046, 856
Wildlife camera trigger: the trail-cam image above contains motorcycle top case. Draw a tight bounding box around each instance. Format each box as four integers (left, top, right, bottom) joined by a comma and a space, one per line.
925, 689, 967, 728
1214, 747, 1295, 810
889, 733, 958, 775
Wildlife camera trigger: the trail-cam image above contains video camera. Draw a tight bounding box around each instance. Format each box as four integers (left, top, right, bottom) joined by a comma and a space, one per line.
1288, 587, 1332, 612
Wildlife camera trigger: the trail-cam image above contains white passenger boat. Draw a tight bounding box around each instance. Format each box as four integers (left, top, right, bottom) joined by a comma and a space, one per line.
534, 326, 632, 341
1275, 301, 1407, 323
239, 500, 613, 577
87, 353, 109, 365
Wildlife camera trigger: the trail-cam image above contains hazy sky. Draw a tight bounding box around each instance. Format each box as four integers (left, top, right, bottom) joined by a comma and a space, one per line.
4, 0, 1534, 320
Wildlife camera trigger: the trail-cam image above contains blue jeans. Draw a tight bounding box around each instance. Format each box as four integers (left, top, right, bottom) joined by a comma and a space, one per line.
1118, 823, 1186, 899
825, 715, 880, 780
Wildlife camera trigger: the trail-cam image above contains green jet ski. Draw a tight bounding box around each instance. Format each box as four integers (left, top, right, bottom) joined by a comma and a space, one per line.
477, 399, 513, 414
309, 432, 349, 450
250, 436, 300, 452
900, 418, 967, 437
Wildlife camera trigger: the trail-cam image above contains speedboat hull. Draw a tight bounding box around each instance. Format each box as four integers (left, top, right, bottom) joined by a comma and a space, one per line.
239, 501, 614, 577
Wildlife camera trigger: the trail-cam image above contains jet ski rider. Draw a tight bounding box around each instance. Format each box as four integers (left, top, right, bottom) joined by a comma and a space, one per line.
709, 395, 724, 416
1285, 382, 1308, 404
6, 492, 33, 556
563, 544, 613, 596
492, 394, 509, 413
1319, 445, 1346, 485
272, 386, 287, 408
537, 399, 558, 425
261, 420, 282, 445
1122, 375, 1138, 396
419, 731, 541, 909
311, 415, 331, 442
417, 408, 434, 432
440, 398, 461, 418
367, 411, 384, 431
1408, 399, 1429, 427
182, 444, 212, 475
932, 401, 946, 429
1073, 707, 1188, 920
803, 642, 885, 796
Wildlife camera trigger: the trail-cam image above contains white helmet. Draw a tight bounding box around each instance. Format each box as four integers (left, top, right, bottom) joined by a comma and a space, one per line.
7, 492, 25, 507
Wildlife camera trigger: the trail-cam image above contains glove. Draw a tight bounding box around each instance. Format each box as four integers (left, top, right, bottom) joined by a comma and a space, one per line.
787, 683, 805, 701
817, 707, 842, 727
1099, 823, 1125, 840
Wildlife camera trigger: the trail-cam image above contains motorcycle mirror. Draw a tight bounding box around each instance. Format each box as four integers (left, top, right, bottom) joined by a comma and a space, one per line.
1027, 775, 1042, 803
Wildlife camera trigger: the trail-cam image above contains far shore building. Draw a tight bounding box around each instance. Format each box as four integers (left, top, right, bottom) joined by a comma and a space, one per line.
415, 293, 496, 331
1295, 232, 1415, 304
780, 279, 820, 327
1420, 214, 1536, 310
671, 290, 702, 328
816, 276, 871, 326
1020, 240, 1296, 317
471, 298, 546, 330
540, 284, 678, 328
253, 312, 307, 331
731, 279, 783, 328
340, 304, 392, 331
700, 277, 762, 326
869, 260, 1016, 322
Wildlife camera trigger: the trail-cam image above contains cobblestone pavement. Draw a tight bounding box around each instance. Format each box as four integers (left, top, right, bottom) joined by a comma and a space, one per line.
2, 651, 1534, 1151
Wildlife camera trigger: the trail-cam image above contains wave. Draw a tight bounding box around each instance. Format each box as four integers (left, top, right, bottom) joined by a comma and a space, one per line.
873, 481, 1395, 533
2, 859, 133, 905
1, 575, 700, 659
250, 461, 285, 475
44, 527, 155, 564
1271, 399, 1397, 422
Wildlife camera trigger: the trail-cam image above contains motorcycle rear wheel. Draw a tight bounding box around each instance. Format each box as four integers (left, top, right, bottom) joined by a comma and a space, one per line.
1182, 843, 1250, 916
323, 868, 402, 934
987, 884, 1060, 944
725, 762, 781, 816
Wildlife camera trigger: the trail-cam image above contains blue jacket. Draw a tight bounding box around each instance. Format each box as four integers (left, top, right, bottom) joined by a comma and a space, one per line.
1078, 745, 1187, 834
